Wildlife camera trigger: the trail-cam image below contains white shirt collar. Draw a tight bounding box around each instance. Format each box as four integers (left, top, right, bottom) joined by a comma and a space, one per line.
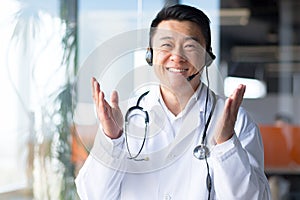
152, 83, 208, 120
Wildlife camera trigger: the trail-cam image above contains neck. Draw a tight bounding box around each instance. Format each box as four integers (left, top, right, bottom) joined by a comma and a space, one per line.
160, 83, 200, 116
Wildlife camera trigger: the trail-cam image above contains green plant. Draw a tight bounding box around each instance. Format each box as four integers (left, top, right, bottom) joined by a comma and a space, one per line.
54, 0, 78, 199
10, 1, 78, 198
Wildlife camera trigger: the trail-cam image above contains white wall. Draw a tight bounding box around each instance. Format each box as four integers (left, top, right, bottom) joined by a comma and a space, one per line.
243, 95, 300, 125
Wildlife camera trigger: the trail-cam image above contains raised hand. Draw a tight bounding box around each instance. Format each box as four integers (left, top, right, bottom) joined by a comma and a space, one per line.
91, 77, 123, 139
214, 84, 246, 144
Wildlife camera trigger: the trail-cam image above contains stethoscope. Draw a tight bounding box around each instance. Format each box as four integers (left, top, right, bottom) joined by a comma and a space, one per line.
193, 88, 216, 160
124, 91, 150, 161
193, 86, 216, 200
124, 86, 216, 160
124, 85, 216, 199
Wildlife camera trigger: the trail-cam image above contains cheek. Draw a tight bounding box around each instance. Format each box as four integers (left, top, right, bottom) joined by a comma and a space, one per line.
152, 51, 168, 80
152, 50, 170, 65
195, 55, 206, 67
184, 53, 205, 69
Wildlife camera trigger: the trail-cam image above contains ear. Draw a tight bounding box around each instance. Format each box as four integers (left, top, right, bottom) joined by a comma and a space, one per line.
145, 48, 153, 66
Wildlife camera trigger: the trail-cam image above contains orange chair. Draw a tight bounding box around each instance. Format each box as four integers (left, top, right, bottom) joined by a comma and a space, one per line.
290, 126, 300, 165
259, 125, 300, 173
259, 125, 290, 172
71, 124, 98, 175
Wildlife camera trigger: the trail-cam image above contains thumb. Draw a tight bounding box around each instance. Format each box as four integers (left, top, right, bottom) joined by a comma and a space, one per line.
110, 90, 119, 108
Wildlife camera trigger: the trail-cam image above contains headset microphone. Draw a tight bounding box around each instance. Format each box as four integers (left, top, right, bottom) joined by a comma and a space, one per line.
186, 71, 200, 81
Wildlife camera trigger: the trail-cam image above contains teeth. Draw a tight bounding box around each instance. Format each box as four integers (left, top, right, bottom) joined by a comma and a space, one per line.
167, 68, 187, 72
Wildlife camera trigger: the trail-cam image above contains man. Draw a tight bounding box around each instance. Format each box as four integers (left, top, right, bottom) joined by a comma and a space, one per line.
76, 4, 271, 199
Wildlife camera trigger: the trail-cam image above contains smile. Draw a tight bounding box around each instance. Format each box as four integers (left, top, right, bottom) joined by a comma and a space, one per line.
167, 68, 188, 73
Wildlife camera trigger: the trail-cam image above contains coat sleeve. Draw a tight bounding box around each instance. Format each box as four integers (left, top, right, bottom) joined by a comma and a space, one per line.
210, 107, 271, 200
75, 127, 126, 200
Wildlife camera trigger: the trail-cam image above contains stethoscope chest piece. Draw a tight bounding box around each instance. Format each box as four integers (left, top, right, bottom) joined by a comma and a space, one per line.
193, 144, 209, 160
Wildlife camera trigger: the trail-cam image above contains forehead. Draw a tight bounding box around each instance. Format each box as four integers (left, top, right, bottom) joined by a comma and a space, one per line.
154, 20, 205, 44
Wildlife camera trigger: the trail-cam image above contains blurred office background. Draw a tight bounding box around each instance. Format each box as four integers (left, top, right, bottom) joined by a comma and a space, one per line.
0, 0, 299, 199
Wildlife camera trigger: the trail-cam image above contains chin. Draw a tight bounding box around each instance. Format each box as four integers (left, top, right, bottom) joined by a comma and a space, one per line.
165, 79, 195, 92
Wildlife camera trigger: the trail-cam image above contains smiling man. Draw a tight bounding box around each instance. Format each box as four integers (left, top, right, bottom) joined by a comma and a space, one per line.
75, 4, 271, 200
151, 19, 208, 116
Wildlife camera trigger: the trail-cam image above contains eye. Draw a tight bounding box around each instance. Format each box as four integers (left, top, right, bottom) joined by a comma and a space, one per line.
184, 42, 202, 52
161, 43, 172, 47
184, 44, 196, 48
159, 42, 173, 51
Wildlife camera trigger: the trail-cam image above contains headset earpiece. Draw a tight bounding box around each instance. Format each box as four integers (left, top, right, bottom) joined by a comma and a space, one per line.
145, 48, 153, 66
205, 48, 216, 67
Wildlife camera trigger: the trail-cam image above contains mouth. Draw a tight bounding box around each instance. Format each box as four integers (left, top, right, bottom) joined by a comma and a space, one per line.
166, 68, 188, 73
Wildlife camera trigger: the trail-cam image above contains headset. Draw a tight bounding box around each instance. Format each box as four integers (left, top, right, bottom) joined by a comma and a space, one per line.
145, 46, 216, 68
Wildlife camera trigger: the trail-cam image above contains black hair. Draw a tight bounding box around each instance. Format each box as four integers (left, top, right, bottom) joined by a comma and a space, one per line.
149, 4, 212, 51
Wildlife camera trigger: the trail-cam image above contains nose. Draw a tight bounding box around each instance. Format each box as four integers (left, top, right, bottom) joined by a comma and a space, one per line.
170, 54, 186, 63
170, 47, 186, 63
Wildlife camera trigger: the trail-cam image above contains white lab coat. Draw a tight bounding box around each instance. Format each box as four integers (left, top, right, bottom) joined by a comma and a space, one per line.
75, 84, 271, 200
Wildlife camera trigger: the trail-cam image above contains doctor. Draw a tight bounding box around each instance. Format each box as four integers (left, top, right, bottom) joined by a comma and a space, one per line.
75, 4, 271, 200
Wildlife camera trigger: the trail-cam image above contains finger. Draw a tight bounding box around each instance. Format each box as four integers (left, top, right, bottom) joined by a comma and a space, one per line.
235, 84, 245, 101
224, 97, 233, 119
99, 91, 107, 112
230, 84, 245, 112
98, 91, 107, 117
225, 85, 245, 124
240, 84, 246, 101
91, 77, 100, 103
99, 91, 112, 119
234, 84, 246, 111
230, 84, 242, 101
91, 77, 95, 99
110, 90, 119, 109
91, 77, 98, 95
91, 77, 96, 91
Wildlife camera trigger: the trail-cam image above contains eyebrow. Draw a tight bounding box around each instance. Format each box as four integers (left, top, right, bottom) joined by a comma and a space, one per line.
159, 36, 200, 43
184, 36, 200, 43
159, 36, 173, 41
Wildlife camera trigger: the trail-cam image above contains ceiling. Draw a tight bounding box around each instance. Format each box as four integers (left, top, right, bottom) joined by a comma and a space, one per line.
220, 0, 300, 94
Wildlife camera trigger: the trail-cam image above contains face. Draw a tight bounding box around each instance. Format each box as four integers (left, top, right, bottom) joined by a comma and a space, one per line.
151, 20, 207, 91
